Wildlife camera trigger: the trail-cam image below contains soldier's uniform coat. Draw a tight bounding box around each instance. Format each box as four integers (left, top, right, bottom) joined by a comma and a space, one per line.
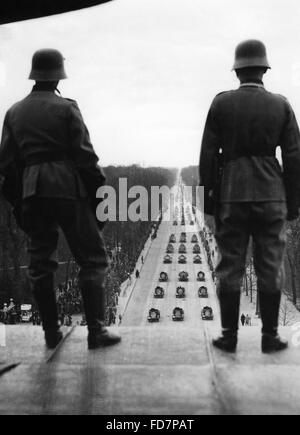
200, 81, 300, 295
0, 88, 108, 318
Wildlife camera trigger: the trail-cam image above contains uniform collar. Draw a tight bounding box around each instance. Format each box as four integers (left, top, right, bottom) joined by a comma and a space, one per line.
239, 79, 265, 89
240, 83, 265, 88
32, 84, 56, 93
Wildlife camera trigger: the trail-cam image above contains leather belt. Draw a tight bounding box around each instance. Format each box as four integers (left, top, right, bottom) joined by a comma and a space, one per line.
24, 152, 69, 167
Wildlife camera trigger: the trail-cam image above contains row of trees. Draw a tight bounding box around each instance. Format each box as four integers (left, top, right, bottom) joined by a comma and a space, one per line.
181, 166, 198, 189
102, 165, 176, 318
0, 198, 29, 304
0, 165, 176, 322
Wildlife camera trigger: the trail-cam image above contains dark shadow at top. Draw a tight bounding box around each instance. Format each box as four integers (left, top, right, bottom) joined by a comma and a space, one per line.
0, 0, 114, 25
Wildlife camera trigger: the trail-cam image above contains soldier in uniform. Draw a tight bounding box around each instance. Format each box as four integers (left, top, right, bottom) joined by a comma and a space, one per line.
0, 49, 121, 349
200, 40, 300, 353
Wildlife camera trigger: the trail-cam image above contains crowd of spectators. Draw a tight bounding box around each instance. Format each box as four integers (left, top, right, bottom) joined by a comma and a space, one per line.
57, 279, 83, 326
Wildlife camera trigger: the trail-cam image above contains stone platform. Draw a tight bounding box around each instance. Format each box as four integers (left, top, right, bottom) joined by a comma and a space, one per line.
0, 325, 300, 415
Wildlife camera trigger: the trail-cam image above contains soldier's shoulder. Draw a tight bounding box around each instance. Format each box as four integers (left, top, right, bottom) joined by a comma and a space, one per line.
214, 90, 234, 100
60, 97, 82, 113
212, 90, 235, 103
63, 97, 77, 104
215, 90, 234, 97
211, 90, 235, 108
6, 97, 28, 116
265, 90, 290, 105
57, 96, 79, 108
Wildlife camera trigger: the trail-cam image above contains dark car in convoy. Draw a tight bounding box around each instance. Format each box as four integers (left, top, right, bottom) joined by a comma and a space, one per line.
193, 255, 202, 264
148, 308, 161, 323
173, 307, 185, 321
197, 271, 206, 282
154, 286, 165, 299
169, 234, 176, 244
198, 286, 208, 298
191, 234, 198, 244
159, 272, 169, 282
193, 244, 201, 254
178, 255, 187, 264
166, 244, 175, 254
178, 244, 187, 254
201, 306, 214, 321
180, 233, 187, 243
164, 255, 173, 264
176, 287, 186, 299
179, 271, 189, 282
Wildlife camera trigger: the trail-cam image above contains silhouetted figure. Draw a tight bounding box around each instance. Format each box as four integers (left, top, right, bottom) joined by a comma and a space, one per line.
0, 49, 121, 350
200, 40, 300, 353
241, 314, 246, 326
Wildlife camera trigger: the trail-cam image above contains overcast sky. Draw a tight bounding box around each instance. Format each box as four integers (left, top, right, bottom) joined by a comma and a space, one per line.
1, 0, 300, 167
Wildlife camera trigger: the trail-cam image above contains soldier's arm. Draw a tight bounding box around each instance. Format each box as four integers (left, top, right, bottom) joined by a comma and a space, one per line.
280, 101, 300, 219
68, 100, 106, 185
199, 100, 220, 192
0, 111, 18, 176
68, 101, 101, 166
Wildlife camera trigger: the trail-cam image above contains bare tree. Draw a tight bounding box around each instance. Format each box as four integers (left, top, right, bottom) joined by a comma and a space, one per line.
286, 222, 300, 307
279, 298, 296, 326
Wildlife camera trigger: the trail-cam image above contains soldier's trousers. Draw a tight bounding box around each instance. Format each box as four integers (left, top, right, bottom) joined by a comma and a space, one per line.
21, 198, 108, 330
216, 202, 287, 295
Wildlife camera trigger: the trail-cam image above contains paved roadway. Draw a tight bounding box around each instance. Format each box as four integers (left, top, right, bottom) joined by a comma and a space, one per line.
1, 189, 300, 415
122, 219, 220, 329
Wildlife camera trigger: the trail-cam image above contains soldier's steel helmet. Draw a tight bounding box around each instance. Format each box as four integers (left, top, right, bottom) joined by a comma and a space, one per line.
29, 49, 67, 81
233, 40, 271, 70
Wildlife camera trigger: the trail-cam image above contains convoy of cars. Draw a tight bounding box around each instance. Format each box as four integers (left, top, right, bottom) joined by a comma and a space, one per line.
148, 206, 215, 325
